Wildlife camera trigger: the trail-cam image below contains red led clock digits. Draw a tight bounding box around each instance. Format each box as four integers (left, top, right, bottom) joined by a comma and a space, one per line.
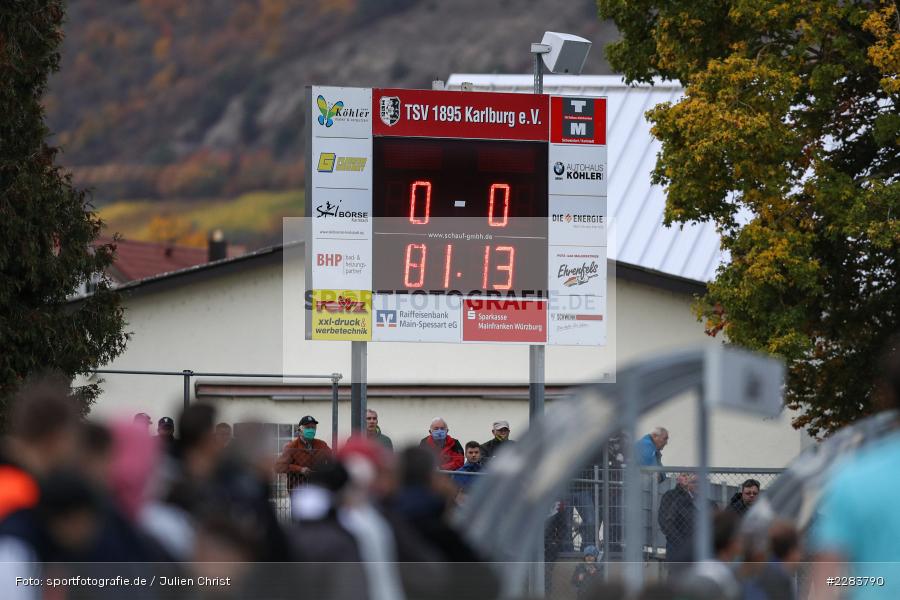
442, 244, 454, 288
404, 243, 426, 288
409, 181, 431, 224
488, 183, 510, 227
481, 245, 516, 290
405, 180, 516, 291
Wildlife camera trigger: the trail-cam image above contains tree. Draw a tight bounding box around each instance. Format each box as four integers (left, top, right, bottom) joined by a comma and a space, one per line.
0, 1, 127, 427
599, 0, 899, 436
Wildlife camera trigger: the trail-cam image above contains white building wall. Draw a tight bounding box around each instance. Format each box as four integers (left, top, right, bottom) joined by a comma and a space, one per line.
84, 252, 806, 468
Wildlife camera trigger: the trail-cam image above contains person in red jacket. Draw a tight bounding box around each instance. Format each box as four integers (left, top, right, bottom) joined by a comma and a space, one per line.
275, 415, 332, 491
418, 417, 464, 471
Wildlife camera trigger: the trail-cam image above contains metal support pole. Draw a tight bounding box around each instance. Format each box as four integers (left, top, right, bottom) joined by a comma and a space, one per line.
182, 370, 192, 412
528, 344, 545, 596
350, 341, 367, 433
602, 444, 611, 573
593, 463, 601, 556
528, 345, 545, 420
622, 376, 643, 591
695, 390, 712, 562
331, 374, 340, 449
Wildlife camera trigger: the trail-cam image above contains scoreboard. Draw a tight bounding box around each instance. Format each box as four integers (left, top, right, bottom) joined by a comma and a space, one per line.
305, 86, 607, 345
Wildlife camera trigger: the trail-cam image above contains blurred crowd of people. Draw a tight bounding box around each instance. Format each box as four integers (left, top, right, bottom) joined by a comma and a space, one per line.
0, 378, 498, 600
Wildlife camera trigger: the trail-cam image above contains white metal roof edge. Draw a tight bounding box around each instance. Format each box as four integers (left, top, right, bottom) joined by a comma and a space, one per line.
445, 74, 682, 89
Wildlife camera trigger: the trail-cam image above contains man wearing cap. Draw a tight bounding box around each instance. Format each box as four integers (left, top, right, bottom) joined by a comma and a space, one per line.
275, 415, 332, 491
480, 420, 515, 466
155, 416, 176, 453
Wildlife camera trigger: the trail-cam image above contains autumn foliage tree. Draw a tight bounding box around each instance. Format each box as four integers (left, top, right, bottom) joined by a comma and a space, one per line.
599, 0, 900, 436
0, 1, 127, 427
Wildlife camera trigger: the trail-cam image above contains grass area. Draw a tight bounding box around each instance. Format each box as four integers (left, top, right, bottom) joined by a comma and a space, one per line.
98, 189, 304, 246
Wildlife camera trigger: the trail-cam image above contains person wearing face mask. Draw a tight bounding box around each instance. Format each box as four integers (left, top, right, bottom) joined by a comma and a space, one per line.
418, 417, 464, 471
275, 416, 333, 493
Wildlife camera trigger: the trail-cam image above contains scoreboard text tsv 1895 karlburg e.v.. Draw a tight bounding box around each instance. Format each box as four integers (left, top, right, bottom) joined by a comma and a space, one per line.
305, 86, 607, 345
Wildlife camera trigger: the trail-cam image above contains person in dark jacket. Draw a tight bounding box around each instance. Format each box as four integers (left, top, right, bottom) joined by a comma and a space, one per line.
275, 416, 333, 492
659, 472, 698, 565
480, 420, 514, 465
364, 409, 393, 451
452, 442, 483, 490
726, 478, 760, 517
571, 545, 602, 598
418, 417, 464, 471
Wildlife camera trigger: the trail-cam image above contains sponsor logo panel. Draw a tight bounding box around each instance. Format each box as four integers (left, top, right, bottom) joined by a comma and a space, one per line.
548, 144, 607, 196
548, 195, 607, 247
310, 188, 371, 241
310, 238, 371, 290
310, 137, 372, 189
372, 88, 549, 141
547, 292, 606, 346
462, 298, 547, 343
371, 294, 462, 343
549, 248, 606, 296
311, 290, 372, 341
550, 96, 606, 145
311, 86, 372, 139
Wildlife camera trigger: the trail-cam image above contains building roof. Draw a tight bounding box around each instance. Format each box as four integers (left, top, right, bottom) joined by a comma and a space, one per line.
446, 74, 723, 282
97, 238, 210, 283
96, 237, 246, 284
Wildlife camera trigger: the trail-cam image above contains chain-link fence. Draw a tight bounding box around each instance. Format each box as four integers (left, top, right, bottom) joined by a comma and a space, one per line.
272, 466, 781, 548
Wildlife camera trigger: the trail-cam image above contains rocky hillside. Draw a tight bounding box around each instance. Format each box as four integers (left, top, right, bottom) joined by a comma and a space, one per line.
47, 0, 616, 204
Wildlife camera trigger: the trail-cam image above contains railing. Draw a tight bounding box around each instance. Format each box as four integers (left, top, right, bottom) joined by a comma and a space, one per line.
271, 465, 783, 562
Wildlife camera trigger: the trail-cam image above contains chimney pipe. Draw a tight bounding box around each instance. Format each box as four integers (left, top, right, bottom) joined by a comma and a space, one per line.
208, 229, 227, 262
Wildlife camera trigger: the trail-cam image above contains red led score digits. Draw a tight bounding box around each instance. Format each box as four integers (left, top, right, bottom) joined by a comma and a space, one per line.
403, 180, 517, 290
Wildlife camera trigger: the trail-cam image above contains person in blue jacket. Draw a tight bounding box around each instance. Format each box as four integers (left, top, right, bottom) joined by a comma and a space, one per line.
452, 442, 484, 490
636, 427, 668, 482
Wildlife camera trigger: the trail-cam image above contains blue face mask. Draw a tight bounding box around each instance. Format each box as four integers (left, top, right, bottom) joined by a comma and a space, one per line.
302, 428, 316, 440
431, 429, 447, 442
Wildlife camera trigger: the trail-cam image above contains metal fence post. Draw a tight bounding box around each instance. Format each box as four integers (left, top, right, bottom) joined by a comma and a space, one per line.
602, 445, 610, 572
182, 370, 193, 411
331, 373, 341, 449
622, 376, 642, 590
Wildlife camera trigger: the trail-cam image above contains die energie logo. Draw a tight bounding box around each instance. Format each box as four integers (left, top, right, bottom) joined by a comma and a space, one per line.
317, 95, 343, 127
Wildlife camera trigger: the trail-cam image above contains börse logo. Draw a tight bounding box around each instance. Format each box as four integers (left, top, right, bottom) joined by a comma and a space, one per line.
552, 213, 604, 224
375, 310, 397, 328
552, 162, 604, 181
316, 253, 342, 267
316, 95, 370, 128
380, 96, 401, 126
315, 199, 369, 222
316, 295, 367, 313
558, 261, 600, 287
317, 153, 367, 173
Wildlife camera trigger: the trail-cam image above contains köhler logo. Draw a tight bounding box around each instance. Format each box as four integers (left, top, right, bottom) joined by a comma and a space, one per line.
380, 96, 401, 126
316, 95, 343, 128
316, 94, 370, 128
558, 261, 600, 287
315, 199, 368, 222
554, 161, 604, 181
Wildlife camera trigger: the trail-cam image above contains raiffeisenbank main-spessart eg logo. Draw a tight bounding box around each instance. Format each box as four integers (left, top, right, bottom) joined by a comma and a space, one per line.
316, 95, 370, 128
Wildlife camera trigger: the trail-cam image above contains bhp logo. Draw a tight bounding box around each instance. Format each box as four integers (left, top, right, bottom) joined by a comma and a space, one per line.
317, 253, 342, 267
